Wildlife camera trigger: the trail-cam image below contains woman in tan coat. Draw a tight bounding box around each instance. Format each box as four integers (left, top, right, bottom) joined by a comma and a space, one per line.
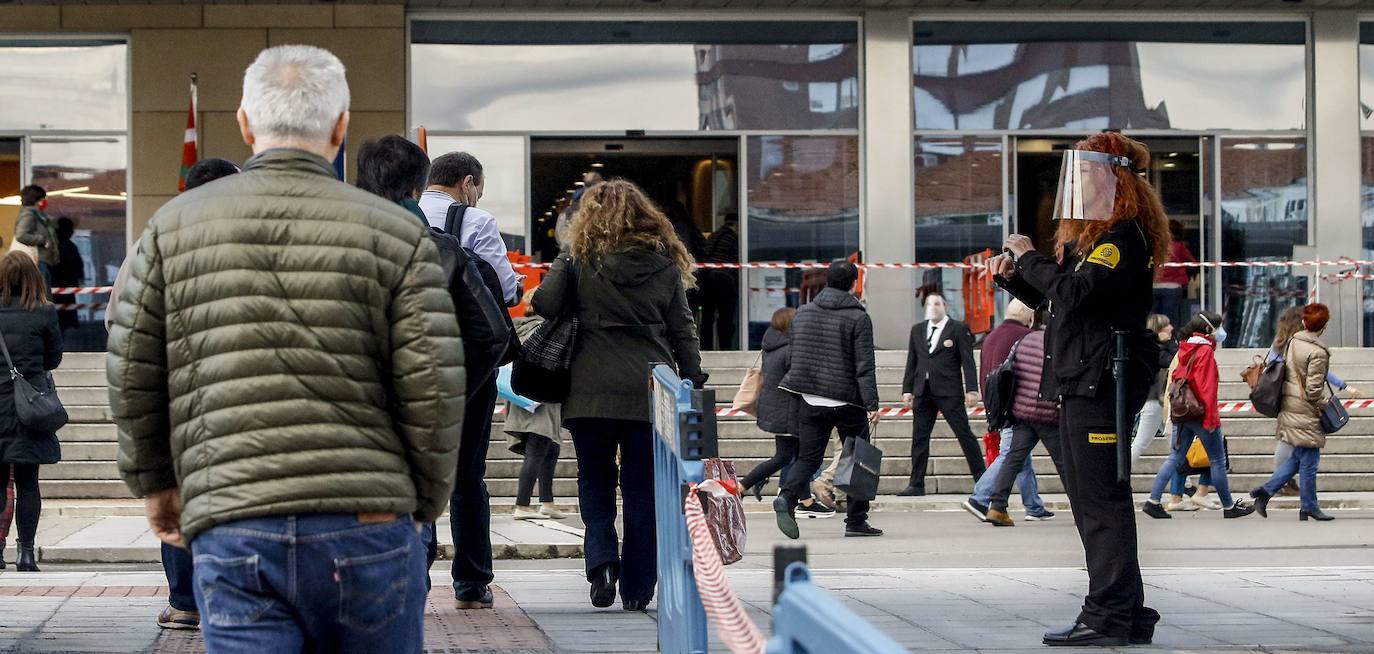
1251, 303, 1336, 521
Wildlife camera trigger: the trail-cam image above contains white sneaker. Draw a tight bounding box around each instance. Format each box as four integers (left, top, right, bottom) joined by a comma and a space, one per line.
1189, 495, 1221, 511
513, 506, 548, 520
1166, 499, 1200, 512
538, 504, 566, 520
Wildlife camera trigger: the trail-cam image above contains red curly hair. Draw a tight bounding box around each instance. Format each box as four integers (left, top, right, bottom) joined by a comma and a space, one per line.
1054, 132, 1172, 271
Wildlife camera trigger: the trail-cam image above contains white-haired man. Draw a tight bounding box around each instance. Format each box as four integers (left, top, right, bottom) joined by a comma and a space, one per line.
109, 45, 465, 651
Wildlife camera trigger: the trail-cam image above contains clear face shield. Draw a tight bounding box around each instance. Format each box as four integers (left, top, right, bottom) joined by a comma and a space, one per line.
1052, 150, 1133, 222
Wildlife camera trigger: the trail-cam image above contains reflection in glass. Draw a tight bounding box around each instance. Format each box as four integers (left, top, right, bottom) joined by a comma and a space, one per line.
411, 42, 858, 132
745, 135, 859, 348
1362, 138, 1374, 345
425, 136, 527, 253
0, 42, 127, 131
913, 24, 1305, 131
1362, 40, 1374, 130
1219, 138, 1308, 348
913, 136, 1003, 326
29, 138, 128, 352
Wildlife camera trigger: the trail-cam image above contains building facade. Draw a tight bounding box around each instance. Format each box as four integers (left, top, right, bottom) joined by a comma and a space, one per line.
1, 3, 1370, 351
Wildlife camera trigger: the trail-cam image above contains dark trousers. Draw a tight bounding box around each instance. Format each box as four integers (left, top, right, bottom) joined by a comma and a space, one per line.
908, 394, 986, 489
1151, 286, 1188, 337
1059, 381, 1158, 637
516, 436, 561, 506
566, 418, 657, 603
782, 403, 871, 527
988, 421, 1065, 512
161, 543, 197, 611
0, 464, 38, 544
741, 435, 799, 490
700, 270, 738, 350
449, 376, 496, 599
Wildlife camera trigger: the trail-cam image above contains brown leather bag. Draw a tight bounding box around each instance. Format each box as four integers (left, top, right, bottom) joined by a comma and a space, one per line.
1240, 355, 1264, 390
1168, 377, 1206, 423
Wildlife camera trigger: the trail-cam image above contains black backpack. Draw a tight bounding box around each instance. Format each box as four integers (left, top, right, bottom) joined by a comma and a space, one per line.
982, 336, 1027, 431
429, 203, 519, 389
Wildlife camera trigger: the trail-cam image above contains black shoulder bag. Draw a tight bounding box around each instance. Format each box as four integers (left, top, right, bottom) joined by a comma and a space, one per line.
511, 260, 579, 403
0, 323, 68, 434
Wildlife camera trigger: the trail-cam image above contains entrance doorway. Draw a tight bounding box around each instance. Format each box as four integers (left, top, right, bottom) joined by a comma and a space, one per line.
529, 137, 742, 348
1013, 136, 1205, 331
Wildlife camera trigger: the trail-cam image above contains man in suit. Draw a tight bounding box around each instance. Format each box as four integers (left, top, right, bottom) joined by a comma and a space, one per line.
899, 292, 985, 496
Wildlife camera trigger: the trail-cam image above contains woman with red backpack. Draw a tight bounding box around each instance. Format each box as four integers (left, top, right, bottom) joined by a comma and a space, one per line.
1142, 311, 1255, 520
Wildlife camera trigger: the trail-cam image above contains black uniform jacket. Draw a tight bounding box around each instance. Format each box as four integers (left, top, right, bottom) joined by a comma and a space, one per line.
902, 318, 978, 398
995, 222, 1160, 401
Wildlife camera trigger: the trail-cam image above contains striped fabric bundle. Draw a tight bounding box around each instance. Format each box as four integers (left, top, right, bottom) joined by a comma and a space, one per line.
684, 481, 766, 654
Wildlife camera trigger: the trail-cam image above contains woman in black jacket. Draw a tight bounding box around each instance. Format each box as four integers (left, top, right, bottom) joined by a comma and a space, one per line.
532, 179, 706, 612
0, 251, 63, 572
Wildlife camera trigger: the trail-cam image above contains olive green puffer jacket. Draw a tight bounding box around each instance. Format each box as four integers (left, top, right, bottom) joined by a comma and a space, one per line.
108, 149, 465, 543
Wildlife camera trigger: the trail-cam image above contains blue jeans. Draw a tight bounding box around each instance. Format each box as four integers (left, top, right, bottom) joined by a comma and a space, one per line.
191, 513, 427, 653
970, 427, 1043, 515
162, 542, 197, 612
1263, 446, 1321, 512
566, 418, 657, 603
1149, 422, 1233, 507
1169, 471, 1212, 497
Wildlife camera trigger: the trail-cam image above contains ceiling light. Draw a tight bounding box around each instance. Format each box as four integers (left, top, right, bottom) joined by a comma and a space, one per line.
575, 181, 586, 187
1164, 163, 1177, 168
591, 163, 605, 168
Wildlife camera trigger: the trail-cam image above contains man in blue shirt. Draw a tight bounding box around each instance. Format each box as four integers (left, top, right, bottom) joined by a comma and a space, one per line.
419, 152, 521, 305
418, 151, 517, 610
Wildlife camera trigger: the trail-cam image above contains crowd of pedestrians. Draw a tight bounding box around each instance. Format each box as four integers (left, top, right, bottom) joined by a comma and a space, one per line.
0, 40, 1355, 653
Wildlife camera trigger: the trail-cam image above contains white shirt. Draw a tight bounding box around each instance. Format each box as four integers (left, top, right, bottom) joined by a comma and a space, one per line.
926, 316, 949, 353
418, 190, 521, 304
801, 394, 847, 408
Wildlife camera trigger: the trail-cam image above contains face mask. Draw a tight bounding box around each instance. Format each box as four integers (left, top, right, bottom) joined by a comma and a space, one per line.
1213, 327, 1227, 346
925, 304, 946, 322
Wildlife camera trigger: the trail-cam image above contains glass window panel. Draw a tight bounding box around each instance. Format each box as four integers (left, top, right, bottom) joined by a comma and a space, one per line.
411, 21, 858, 132
913, 136, 1003, 327
1218, 137, 1307, 348
29, 137, 128, 352
0, 42, 127, 131
1362, 137, 1374, 345
744, 135, 859, 348
913, 22, 1306, 131
425, 135, 527, 254
1362, 25, 1374, 130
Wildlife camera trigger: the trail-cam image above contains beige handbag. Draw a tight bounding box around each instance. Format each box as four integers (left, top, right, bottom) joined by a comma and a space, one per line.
8, 238, 38, 262
729, 352, 764, 416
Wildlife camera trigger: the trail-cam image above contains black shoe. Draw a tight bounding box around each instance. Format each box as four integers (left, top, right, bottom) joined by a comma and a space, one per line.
844, 523, 883, 537
1024, 510, 1055, 521
15, 542, 37, 573
1142, 501, 1171, 520
1042, 622, 1128, 647
961, 498, 989, 523
797, 501, 836, 519
622, 599, 650, 612
1223, 499, 1256, 519
895, 486, 925, 497
773, 496, 799, 540
454, 585, 494, 609
1300, 508, 1335, 521
1250, 487, 1272, 518
589, 564, 618, 608
0, 540, 6, 571
1129, 629, 1153, 645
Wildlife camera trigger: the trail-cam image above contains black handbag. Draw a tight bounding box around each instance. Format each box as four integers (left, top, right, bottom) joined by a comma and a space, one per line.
833, 423, 882, 502
1319, 383, 1349, 434
982, 336, 1026, 431
0, 324, 67, 434
511, 262, 578, 404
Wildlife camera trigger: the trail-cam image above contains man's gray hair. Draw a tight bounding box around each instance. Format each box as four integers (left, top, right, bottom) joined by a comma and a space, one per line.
241, 45, 350, 143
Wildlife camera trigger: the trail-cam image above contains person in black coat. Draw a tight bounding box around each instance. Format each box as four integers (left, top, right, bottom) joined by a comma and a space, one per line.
899, 292, 985, 496
532, 179, 705, 613
0, 251, 63, 572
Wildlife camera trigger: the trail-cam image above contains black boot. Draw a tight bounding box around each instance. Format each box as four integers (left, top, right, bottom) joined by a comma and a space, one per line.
589, 563, 618, 608
1250, 487, 1272, 519
16, 541, 38, 572
1300, 508, 1335, 521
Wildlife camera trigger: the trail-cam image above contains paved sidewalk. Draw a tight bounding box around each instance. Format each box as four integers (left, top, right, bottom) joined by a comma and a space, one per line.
5, 515, 584, 564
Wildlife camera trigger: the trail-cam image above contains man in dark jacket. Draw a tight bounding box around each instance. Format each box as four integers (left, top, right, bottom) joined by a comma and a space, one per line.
108, 46, 464, 652
774, 260, 882, 539
899, 292, 985, 496
699, 216, 739, 350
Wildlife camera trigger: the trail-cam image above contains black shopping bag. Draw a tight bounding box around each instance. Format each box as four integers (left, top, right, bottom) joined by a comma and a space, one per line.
834, 424, 882, 502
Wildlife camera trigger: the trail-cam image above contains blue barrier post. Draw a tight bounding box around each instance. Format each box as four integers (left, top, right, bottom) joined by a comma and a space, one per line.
767, 554, 910, 654
650, 364, 718, 654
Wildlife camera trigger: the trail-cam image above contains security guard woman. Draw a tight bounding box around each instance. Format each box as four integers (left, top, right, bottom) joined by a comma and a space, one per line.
988, 132, 1172, 647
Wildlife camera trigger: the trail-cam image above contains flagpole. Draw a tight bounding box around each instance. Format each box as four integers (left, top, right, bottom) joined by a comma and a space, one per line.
190, 73, 200, 155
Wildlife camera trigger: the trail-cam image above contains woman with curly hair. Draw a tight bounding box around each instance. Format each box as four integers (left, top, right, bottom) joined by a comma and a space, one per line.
532, 179, 707, 612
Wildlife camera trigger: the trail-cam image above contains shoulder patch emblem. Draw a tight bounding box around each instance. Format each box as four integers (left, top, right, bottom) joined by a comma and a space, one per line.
1086, 243, 1121, 269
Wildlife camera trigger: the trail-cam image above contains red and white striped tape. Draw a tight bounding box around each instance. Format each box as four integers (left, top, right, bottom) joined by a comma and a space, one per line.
54, 304, 107, 311
516, 257, 1374, 271
497, 401, 1374, 418
683, 482, 766, 654
50, 286, 113, 295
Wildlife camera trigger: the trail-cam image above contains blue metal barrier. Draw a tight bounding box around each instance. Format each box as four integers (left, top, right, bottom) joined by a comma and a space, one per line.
768, 556, 910, 654
651, 364, 718, 654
